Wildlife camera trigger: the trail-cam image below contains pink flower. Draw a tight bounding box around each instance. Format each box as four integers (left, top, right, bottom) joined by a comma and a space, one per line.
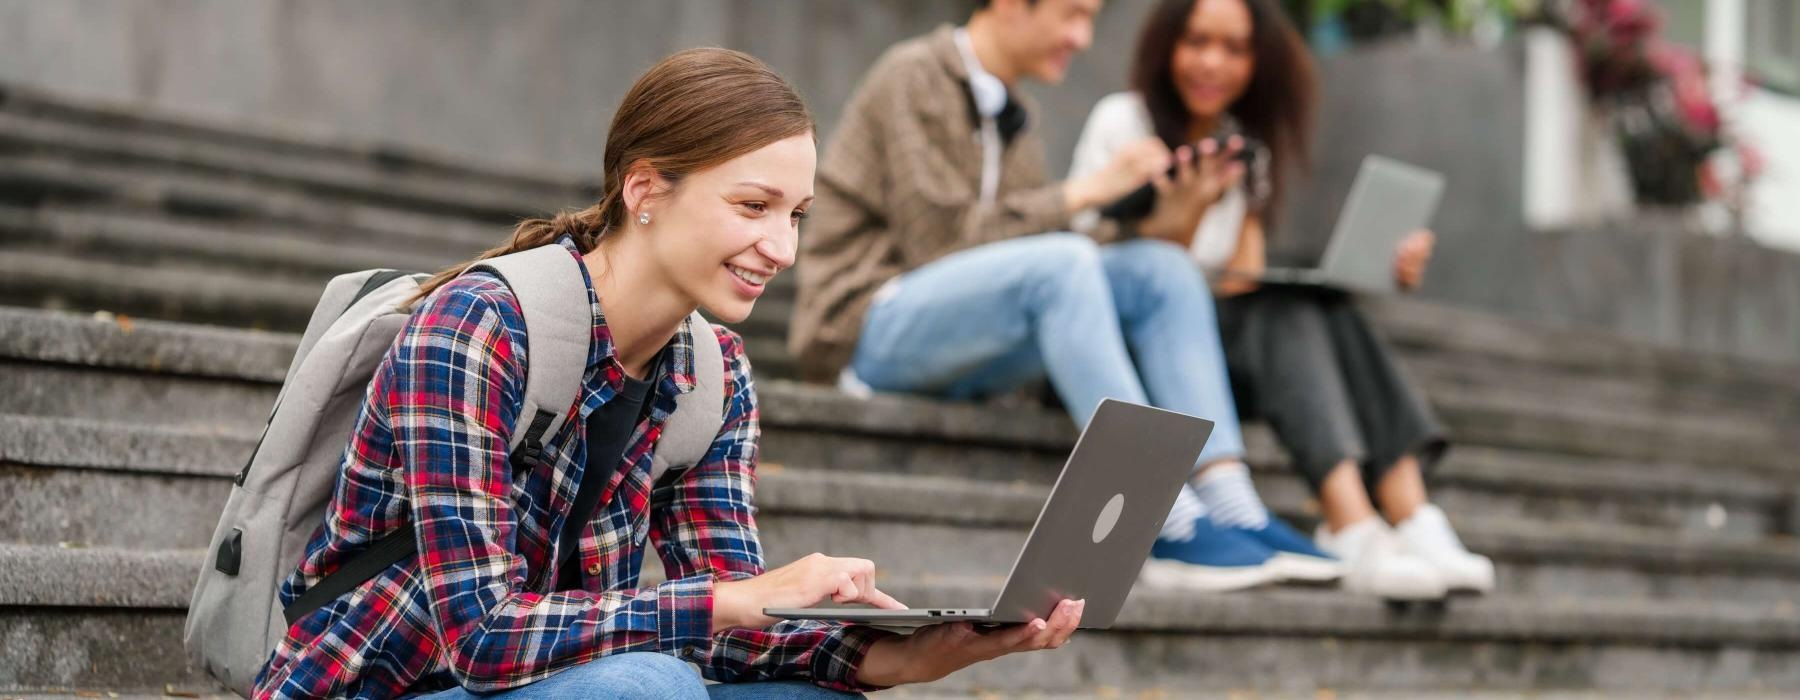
1739, 143, 1766, 180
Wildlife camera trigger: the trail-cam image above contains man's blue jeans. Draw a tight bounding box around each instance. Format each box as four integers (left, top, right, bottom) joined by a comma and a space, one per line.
412, 651, 861, 699
848, 233, 1246, 465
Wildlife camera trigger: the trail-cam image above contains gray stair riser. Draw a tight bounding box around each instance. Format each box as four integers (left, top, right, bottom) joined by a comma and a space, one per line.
761, 427, 1068, 481
3, 374, 1793, 521
0, 89, 590, 198
760, 428, 1789, 530
0, 87, 591, 196
0, 465, 230, 550
753, 296, 1800, 420
921, 634, 1800, 695
1503, 562, 1800, 605
1363, 297, 1800, 397
0, 114, 584, 223
736, 292, 1800, 419
1426, 487, 1774, 542
0, 203, 473, 282
0, 252, 327, 331
5, 607, 1799, 695
738, 331, 1795, 437
0, 364, 274, 431
754, 515, 1800, 604
0, 156, 505, 250
1399, 352, 1800, 421
0, 306, 1791, 474
4, 544, 1797, 693
0, 610, 214, 692
6, 421, 1782, 551
9, 464, 1793, 603
1431, 395, 1788, 474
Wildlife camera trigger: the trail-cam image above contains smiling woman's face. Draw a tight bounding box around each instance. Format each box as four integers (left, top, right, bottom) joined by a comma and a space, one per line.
641, 133, 815, 324
1170, 0, 1256, 123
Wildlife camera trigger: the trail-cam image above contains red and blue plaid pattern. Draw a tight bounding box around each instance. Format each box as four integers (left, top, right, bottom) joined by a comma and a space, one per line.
254, 237, 887, 698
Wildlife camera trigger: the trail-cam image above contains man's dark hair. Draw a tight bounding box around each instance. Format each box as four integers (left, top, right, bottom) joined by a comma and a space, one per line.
972, 0, 1036, 10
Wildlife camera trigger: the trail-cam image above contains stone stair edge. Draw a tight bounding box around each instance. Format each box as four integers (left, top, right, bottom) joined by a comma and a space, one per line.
0, 156, 505, 247
0, 81, 600, 199
2, 412, 1784, 510
2, 543, 1795, 647
5, 438, 1797, 578
0, 116, 581, 224
1, 306, 1795, 472
0, 202, 470, 279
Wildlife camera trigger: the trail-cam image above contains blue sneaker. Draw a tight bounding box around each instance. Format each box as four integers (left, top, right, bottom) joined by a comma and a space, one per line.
1140, 515, 1281, 592
1231, 517, 1344, 583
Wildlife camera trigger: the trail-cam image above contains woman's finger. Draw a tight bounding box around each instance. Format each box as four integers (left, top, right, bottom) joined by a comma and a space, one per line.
1047, 599, 1084, 648
1034, 600, 1079, 650
1172, 144, 1198, 185
860, 585, 908, 610
981, 618, 1047, 657
1149, 166, 1175, 197
830, 572, 860, 603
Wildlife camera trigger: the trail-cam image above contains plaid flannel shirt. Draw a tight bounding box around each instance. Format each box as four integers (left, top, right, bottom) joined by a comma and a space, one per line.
254, 236, 888, 699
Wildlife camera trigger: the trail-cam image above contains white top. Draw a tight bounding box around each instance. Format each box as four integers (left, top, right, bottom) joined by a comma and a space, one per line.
1069, 91, 1248, 271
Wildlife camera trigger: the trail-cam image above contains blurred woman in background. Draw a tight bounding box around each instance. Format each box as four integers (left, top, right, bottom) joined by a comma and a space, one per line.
1069, 0, 1495, 600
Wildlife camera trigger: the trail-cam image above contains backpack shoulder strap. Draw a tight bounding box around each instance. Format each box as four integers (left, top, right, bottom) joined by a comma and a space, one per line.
651, 312, 727, 482
280, 250, 591, 626
471, 245, 593, 471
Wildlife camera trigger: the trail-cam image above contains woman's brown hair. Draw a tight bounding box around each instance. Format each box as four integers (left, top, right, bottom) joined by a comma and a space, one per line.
406, 47, 815, 307
1129, 0, 1316, 226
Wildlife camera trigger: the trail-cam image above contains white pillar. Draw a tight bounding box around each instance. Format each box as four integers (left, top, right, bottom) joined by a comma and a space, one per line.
1706, 0, 1746, 104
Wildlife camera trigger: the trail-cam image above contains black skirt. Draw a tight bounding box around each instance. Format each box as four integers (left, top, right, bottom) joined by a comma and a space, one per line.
1217, 284, 1448, 494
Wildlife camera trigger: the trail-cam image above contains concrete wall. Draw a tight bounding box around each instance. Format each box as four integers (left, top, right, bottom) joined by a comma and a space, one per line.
1277, 38, 1800, 363
0, 0, 1161, 179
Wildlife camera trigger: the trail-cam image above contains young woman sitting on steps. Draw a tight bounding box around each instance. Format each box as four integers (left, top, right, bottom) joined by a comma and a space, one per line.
254, 48, 1081, 700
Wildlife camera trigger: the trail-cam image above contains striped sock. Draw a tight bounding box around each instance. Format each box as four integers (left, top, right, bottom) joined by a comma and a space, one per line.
1159, 485, 1209, 541
1192, 461, 1270, 529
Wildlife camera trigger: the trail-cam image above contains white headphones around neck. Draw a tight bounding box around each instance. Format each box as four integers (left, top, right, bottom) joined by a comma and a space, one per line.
968, 71, 1007, 119
955, 28, 1007, 119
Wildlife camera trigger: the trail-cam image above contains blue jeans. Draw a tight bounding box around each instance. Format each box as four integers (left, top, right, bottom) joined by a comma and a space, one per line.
849, 233, 1245, 465
411, 652, 861, 699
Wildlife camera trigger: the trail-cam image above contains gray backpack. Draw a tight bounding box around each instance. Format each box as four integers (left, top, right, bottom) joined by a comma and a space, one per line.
184, 244, 725, 697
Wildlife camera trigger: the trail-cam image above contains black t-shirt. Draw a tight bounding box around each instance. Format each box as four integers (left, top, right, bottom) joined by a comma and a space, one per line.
555, 373, 654, 590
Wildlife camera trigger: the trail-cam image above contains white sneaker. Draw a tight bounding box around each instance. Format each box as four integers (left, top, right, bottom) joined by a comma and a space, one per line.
1316, 517, 1447, 601
1395, 504, 1497, 595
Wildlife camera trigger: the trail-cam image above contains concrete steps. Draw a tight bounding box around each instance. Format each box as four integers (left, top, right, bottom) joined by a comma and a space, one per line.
6, 415, 1796, 602
1, 307, 1793, 542
4, 543, 1799, 695
1, 307, 1798, 694
4, 87, 1799, 696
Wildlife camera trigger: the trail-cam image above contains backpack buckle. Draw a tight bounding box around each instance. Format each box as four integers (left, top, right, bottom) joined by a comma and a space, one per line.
511, 437, 547, 472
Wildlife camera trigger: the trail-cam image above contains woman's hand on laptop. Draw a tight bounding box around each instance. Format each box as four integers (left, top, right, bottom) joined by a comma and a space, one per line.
1393, 229, 1435, 291
855, 598, 1086, 687
712, 553, 906, 633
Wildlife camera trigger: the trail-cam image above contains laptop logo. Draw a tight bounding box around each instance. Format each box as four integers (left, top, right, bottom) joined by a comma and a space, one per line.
1092, 493, 1126, 543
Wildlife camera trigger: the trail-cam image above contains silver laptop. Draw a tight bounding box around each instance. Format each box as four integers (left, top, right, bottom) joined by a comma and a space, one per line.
1261, 155, 1445, 295
765, 399, 1213, 629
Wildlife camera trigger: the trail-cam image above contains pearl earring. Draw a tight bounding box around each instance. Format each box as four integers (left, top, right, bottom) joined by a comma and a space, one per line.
638, 212, 652, 225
